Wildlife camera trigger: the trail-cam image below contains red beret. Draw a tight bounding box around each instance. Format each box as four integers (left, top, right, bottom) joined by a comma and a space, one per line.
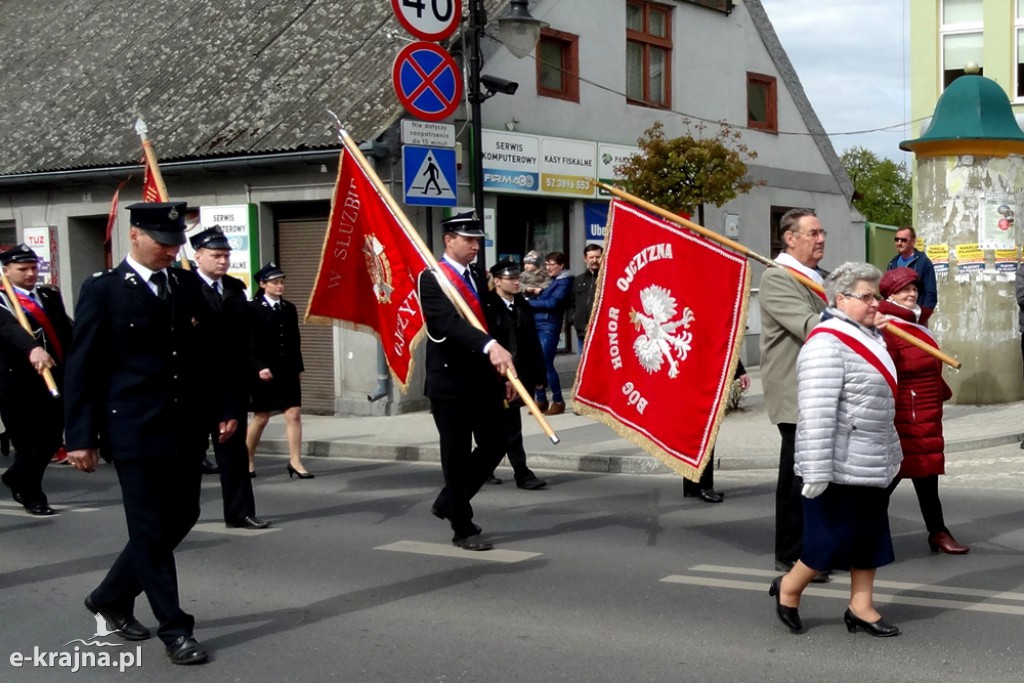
879, 267, 920, 299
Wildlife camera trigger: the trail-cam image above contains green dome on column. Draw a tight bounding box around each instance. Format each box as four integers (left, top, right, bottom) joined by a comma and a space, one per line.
900, 74, 1024, 157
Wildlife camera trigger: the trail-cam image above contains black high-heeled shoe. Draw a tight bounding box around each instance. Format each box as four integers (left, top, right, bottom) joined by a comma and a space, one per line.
844, 608, 899, 637
287, 464, 314, 479
769, 576, 802, 633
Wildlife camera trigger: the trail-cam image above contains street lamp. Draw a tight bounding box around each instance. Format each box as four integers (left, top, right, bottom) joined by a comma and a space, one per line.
466, 0, 546, 268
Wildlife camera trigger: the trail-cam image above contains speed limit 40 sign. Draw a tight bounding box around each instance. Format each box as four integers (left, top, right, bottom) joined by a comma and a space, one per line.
391, 0, 462, 41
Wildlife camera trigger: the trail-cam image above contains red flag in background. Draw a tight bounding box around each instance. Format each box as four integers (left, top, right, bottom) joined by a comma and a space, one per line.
141, 153, 162, 202
573, 200, 749, 480
104, 178, 129, 245
307, 147, 426, 390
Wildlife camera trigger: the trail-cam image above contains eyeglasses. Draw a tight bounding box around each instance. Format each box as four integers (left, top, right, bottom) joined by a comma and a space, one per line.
842, 291, 882, 303
894, 237, 911, 243
799, 229, 827, 239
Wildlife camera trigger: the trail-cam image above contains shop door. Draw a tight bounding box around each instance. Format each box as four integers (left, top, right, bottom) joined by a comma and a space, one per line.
276, 219, 336, 415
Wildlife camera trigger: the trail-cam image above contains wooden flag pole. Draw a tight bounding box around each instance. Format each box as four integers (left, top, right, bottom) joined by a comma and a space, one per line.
594, 180, 961, 370
0, 272, 59, 397
134, 118, 191, 270
338, 129, 560, 444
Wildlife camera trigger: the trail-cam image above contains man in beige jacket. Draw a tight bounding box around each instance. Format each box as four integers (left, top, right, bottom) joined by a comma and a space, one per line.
758, 209, 829, 578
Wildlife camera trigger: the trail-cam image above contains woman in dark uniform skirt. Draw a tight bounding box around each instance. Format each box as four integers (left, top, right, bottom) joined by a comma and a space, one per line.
244, 262, 312, 479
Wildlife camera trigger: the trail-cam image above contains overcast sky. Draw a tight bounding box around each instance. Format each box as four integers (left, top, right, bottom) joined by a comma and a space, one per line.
759, 0, 911, 163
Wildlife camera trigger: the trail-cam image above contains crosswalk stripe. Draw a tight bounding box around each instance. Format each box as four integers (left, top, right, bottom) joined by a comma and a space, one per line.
688, 564, 1024, 603
375, 540, 541, 563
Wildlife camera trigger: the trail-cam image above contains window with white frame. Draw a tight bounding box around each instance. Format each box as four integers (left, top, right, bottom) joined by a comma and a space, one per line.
940, 0, 983, 90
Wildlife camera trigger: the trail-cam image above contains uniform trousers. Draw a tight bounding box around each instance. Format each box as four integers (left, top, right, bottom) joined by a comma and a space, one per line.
502, 404, 538, 484
90, 457, 202, 644
775, 423, 804, 564
430, 393, 506, 538
209, 416, 256, 521
0, 394, 62, 504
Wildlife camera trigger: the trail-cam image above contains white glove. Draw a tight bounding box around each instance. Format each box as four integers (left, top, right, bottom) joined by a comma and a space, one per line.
802, 482, 828, 499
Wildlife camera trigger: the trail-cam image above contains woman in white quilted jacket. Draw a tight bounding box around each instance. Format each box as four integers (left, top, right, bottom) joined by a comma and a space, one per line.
768, 262, 903, 638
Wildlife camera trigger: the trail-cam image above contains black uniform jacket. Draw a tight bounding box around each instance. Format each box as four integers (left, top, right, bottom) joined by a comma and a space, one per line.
0, 285, 73, 398
418, 266, 503, 400
247, 295, 304, 376
482, 290, 545, 390
198, 272, 250, 418
63, 261, 227, 461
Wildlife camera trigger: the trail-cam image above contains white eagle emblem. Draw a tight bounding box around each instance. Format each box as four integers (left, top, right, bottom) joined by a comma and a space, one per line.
363, 234, 394, 304
629, 284, 694, 379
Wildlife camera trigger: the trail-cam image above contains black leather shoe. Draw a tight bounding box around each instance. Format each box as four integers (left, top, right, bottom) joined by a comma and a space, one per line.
486, 475, 502, 485
769, 576, 803, 633
200, 458, 219, 474
844, 608, 899, 637
226, 515, 271, 529
165, 635, 209, 665
84, 596, 151, 641
452, 534, 493, 551
23, 501, 56, 516
516, 476, 547, 490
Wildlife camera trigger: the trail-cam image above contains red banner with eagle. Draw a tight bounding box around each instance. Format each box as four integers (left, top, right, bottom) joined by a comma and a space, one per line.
306, 146, 426, 391
573, 200, 749, 479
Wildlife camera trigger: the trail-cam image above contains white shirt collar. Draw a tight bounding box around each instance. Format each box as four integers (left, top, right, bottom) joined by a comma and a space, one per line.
775, 252, 824, 285
126, 254, 163, 283
441, 253, 470, 275
197, 271, 220, 289
263, 293, 281, 306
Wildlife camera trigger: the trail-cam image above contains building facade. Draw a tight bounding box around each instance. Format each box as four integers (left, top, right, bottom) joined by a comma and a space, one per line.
0, 0, 862, 416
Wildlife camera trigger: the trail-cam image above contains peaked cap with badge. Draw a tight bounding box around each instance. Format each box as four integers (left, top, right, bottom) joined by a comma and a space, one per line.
441, 211, 485, 237
127, 202, 188, 246
0, 244, 40, 265
189, 225, 231, 251
489, 258, 521, 279
254, 261, 285, 283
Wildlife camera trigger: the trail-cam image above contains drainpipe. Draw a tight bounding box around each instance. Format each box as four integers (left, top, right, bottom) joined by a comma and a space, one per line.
367, 342, 391, 402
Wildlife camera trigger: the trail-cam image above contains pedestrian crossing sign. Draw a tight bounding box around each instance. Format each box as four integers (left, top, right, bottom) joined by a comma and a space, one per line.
402, 145, 457, 207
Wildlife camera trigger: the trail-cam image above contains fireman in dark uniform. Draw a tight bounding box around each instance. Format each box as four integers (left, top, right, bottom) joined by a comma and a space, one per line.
482, 258, 547, 490
0, 244, 73, 515
65, 202, 234, 665
190, 226, 269, 528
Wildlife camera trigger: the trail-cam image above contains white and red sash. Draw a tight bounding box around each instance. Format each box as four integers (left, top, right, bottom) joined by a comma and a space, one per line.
886, 317, 938, 349
437, 261, 488, 332
775, 252, 827, 302
1, 288, 64, 362
806, 317, 897, 397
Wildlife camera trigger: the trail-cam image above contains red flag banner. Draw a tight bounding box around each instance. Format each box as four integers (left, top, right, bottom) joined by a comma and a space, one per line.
141, 154, 162, 202
307, 147, 426, 391
573, 200, 749, 479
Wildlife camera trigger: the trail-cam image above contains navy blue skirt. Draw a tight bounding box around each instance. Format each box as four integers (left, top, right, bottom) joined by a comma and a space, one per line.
800, 483, 895, 572
250, 372, 302, 413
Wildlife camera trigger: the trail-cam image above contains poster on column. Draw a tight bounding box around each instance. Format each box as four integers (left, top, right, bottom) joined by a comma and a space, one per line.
979, 194, 1017, 250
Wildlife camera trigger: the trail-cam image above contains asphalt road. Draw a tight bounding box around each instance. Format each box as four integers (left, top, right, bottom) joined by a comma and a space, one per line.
2, 443, 1024, 682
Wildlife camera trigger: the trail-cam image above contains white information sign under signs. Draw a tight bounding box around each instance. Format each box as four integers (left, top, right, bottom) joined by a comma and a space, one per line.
401, 120, 456, 148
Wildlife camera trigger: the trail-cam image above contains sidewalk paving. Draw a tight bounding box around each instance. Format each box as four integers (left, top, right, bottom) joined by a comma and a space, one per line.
258, 357, 1024, 475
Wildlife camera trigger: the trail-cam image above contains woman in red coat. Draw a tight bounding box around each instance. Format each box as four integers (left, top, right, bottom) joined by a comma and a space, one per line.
878, 267, 967, 554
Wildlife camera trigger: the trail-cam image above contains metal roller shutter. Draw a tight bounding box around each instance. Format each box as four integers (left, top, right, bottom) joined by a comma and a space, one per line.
277, 219, 335, 415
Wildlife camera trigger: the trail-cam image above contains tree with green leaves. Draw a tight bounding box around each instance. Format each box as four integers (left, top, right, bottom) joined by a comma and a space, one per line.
841, 146, 912, 227
615, 120, 760, 225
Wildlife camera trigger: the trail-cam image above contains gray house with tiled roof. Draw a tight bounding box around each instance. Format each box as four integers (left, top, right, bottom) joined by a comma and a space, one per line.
0, 0, 862, 416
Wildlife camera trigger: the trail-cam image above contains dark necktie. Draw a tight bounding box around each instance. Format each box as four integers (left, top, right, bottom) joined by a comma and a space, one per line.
462, 267, 475, 292
272, 301, 281, 312
150, 271, 168, 300
212, 280, 221, 296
